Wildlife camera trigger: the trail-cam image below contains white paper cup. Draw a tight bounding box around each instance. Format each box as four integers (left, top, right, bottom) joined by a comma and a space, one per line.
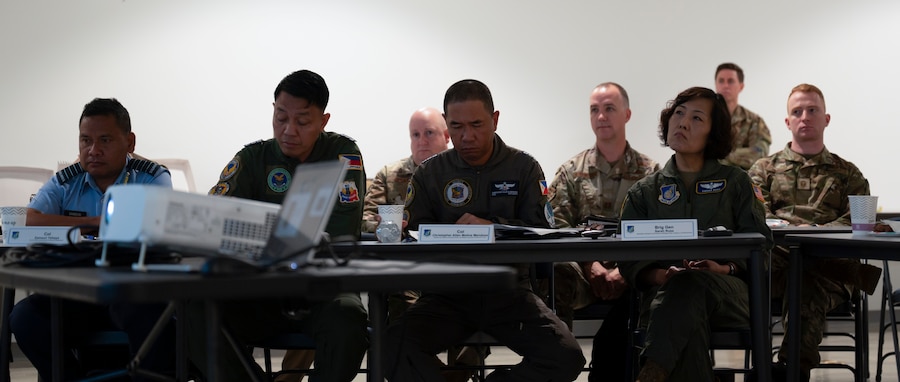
1, 206, 27, 242
377, 205, 404, 226
848, 195, 878, 235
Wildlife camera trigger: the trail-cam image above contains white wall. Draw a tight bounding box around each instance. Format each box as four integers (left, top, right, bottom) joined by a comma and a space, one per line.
2, 0, 899, 208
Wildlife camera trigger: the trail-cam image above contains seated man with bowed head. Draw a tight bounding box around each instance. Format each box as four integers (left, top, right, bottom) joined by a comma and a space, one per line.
748, 83, 879, 381
191, 69, 369, 382
361, 106, 449, 233
11, 98, 175, 381
618, 87, 773, 382
385, 79, 585, 382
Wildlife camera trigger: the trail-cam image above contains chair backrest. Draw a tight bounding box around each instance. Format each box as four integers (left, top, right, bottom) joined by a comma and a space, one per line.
0, 166, 54, 206
154, 158, 197, 193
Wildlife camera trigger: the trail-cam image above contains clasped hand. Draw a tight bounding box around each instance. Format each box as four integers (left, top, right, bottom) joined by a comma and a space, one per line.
650, 259, 730, 286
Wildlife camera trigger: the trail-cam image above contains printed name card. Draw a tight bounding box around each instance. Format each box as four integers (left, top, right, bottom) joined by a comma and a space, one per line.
417, 224, 495, 244
5, 226, 81, 246
620, 219, 698, 241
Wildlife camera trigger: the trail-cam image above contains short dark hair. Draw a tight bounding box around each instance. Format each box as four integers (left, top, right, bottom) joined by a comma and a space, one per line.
274, 70, 329, 111
715, 62, 744, 83
80, 98, 131, 134
443, 79, 494, 114
595, 82, 630, 108
658, 87, 733, 160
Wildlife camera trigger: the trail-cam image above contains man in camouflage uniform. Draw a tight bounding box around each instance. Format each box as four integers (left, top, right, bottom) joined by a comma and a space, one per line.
361, 107, 449, 232
715, 62, 772, 170
548, 82, 658, 382
748, 83, 879, 381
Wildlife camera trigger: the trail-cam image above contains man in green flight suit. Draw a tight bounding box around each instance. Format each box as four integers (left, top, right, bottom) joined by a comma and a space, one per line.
190, 69, 369, 382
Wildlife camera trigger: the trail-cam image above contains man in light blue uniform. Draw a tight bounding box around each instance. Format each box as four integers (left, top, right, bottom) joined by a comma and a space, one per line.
10, 98, 175, 381
28, 155, 170, 221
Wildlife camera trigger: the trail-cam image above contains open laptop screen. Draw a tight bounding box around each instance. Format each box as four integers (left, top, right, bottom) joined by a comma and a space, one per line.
261, 159, 349, 265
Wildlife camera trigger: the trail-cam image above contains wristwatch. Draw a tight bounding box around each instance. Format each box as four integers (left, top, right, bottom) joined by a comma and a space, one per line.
728, 262, 736, 276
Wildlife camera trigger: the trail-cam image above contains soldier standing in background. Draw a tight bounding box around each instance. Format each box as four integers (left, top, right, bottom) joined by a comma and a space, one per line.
715, 62, 771, 170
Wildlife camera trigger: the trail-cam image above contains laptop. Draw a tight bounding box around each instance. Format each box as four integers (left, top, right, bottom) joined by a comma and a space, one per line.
259, 158, 349, 266
137, 159, 349, 273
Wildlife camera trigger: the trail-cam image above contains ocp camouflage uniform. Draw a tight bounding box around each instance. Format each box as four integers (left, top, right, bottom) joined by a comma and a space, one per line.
547, 143, 659, 381
720, 105, 771, 170
549, 143, 659, 227
361, 156, 420, 318
749, 142, 875, 376
362, 156, 415, 233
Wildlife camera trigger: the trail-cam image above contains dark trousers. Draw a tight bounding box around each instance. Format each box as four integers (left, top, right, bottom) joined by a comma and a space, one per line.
385, 289, 585, 382
587, 289, 633, 382
184, 293, 369, 382
9, 294, 175, 381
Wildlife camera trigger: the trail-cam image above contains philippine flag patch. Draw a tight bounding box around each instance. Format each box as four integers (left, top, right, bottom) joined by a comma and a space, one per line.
340, 154, 363, 171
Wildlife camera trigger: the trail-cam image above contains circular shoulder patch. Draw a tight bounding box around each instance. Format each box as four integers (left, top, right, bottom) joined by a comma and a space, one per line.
219, 158, 239, 181
267, 168, 292, 193
444, 179, 472, 207
544, 202, 556, 228
210, 182, 230, 195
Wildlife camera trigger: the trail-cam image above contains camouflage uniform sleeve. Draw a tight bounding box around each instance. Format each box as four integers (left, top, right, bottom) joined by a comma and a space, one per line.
725, 115, 772, 170
831, 165, 871, 226
548, 164, 577, 228
404, 166, 435, 232
361, 167, 389, 233
747, 157, 778, 219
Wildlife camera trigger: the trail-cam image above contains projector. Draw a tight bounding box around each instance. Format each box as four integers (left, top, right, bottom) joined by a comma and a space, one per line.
98, 184, 280, 271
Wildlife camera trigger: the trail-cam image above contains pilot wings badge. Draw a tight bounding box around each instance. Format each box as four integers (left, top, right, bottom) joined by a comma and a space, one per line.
696, 180, 726, 194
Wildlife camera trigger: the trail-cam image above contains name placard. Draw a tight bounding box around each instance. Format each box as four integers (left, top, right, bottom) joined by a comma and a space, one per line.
620, 219, 698, 241
5, 226, 82, 246
417, 224, 495, 244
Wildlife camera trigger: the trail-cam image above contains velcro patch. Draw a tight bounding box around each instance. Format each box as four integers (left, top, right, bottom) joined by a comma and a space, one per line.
491, 181, 519, 197
696, 180, 726, 194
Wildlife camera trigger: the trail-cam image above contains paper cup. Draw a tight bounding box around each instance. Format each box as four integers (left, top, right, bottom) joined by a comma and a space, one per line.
1, 206, 27, 242
377, 205, 404, 226
375, 205, 404, 243
848, 195, 878, 235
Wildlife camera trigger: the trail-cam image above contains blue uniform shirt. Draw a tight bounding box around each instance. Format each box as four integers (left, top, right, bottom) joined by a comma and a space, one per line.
28, 158, 172, 217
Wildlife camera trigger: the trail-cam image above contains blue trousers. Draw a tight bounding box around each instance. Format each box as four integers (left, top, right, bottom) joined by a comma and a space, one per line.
9, 294, 175, 381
